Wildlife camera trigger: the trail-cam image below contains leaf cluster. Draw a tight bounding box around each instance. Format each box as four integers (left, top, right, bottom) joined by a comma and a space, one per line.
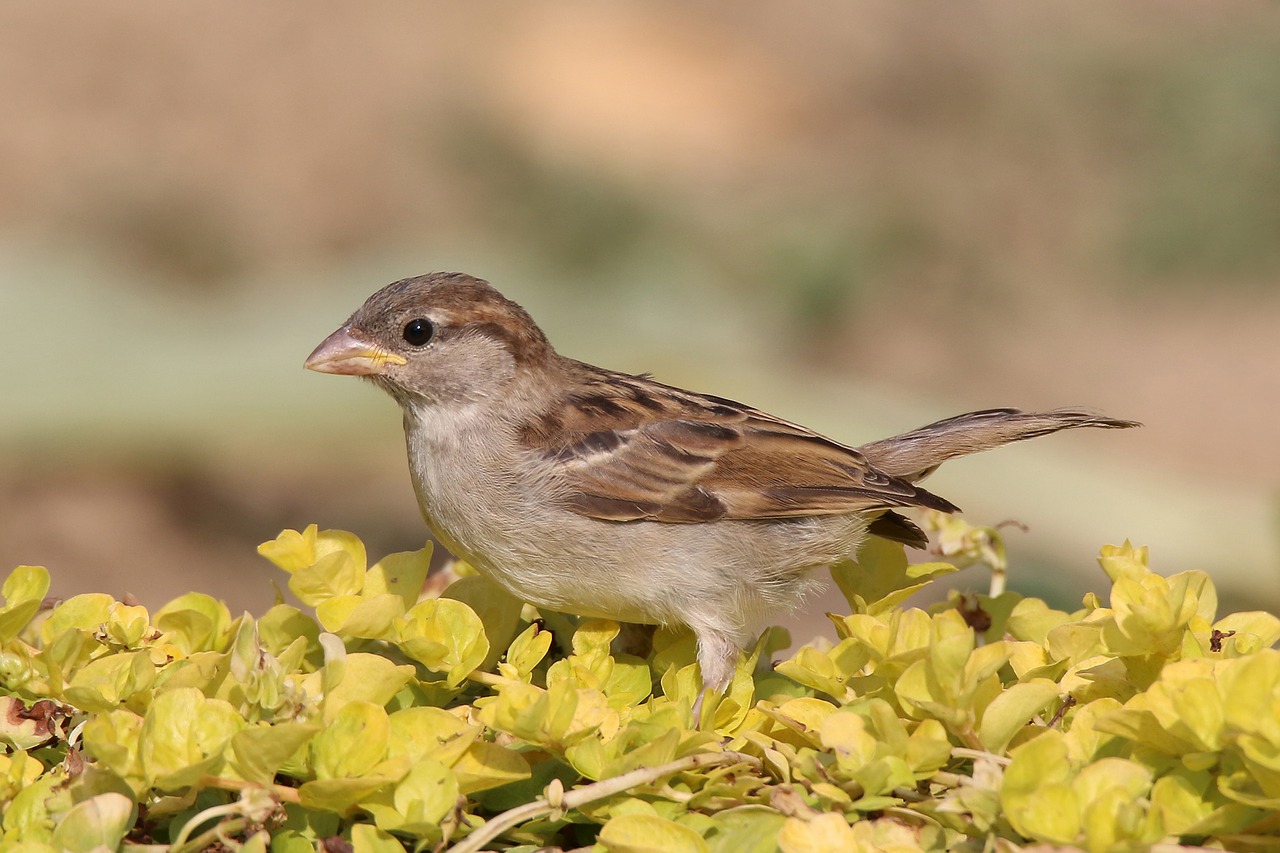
1, 518, 1278, 852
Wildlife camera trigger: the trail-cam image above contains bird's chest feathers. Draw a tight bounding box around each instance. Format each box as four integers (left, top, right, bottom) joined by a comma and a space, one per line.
401, 404, 532, 565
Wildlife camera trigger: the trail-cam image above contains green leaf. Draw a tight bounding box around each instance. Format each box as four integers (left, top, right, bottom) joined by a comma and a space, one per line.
351, 823, 412, 853
298, 776, 401, 813
831, 538, 956, 615
1045, 620, 1105, 665
364, 544, 433, 610
155, 592, 233, 655
82, 710, 145, 791
321, 652, 415, 723
775, 646, 849, 701
977, 678, 1060, 753
963, 642, 1013, 698
240, 830, 270, 853
256, 604, 320, 657
257, 524, 320, 573
599, 813, 710, 853
396, 598, 489, 687
776, 813, 856, 853
1005, 597, 1072, 645
927, 611, 974, 702
762, 697, 838, 745
607, 658, 655, 707
315, 593, 404, 639
64, 651, 156, 712
391, 760, 459, 831
267, 527, 369, 606
290, 550, 366, 607
1073, 757, 1152, 804
904, 719, 951, 777
312, 701, 391, 780
48, 793, 134, 853
3, 768, 60, 843
270, 829, 325, 853
0, 565, 50, 642
1002, 731, 1080, 843
230, 722, 320, 785
39, 593, 114, 645
1150, 768, 1216, 835
360, 759, 459, 838
387, 706, 477, 767
313, 528, 368, 572
1097, 541, 1150, 583
819, 711, 877, 772
1219, 650, 1280, 741
453, 740, 532, 794
1075, 760, 1156, 851
1168, 675, 1225, 751
20, 520, 1280, 851
157, 650, 226, 695
479, 679, 610, 750
703, 806, 786, 853
1238, 734, 1280, 800
140, 688, 245, 790
501, 622, 554, 680
1216, 612, 1280, 656
1060, 697, 1122, 764
443, 573, 525, 670
2, 563, 50, 606
1008, 783, 1081, 845
100, 602, 151, 647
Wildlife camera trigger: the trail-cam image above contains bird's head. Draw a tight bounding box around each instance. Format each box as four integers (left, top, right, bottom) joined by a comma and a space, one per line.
305, 272, 553, 407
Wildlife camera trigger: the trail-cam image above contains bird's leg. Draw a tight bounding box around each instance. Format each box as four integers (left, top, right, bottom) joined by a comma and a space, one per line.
691, 690, 709, 724
692, 631, 739, 725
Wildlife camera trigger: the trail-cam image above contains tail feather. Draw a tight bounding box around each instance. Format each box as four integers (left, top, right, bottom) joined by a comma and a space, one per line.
858, 408, 1140, 483
867, 510, 930, 548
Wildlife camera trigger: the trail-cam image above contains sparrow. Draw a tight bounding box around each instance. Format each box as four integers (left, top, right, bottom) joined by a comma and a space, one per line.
305, 272, 1138, 701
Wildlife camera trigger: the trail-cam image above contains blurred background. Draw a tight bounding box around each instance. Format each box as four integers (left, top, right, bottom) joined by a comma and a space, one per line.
2, 2, 1278, 639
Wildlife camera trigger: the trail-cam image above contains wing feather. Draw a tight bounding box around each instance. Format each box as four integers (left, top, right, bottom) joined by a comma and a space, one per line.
526, 365, 956, 524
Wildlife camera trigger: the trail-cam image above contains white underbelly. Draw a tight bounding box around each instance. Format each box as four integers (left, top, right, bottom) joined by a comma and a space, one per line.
403, 413, 865, 634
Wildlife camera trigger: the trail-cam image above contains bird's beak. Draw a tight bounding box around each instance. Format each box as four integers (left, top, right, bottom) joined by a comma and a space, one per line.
304, 326, 407, 376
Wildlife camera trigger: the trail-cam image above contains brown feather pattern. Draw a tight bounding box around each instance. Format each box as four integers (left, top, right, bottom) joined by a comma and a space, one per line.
525, 365, 958, 525
857, 407, 1141, 482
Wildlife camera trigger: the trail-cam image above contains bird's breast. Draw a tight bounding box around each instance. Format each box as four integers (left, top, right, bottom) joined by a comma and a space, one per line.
401, 406, 559, 583
396, 402, 871, 630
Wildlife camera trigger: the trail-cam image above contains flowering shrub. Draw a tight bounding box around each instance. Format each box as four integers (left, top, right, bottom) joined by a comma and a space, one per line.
1, 516, 1277, 852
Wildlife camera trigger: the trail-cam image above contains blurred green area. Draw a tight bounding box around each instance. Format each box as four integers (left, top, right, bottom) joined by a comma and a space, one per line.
1, 3, 1276, 632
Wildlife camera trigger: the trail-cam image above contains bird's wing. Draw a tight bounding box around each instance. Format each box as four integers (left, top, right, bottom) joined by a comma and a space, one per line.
522, 367, 956, 524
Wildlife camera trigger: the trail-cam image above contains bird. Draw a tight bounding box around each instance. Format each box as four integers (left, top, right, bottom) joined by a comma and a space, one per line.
305, 272, 1138, 705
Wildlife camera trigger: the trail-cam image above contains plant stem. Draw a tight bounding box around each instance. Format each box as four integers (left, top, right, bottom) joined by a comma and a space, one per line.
467, 670, 504, 688
170, 803, 242, 851
199, 775, 302, 805
951, 747, 1011, 767
448, 751, 763, 853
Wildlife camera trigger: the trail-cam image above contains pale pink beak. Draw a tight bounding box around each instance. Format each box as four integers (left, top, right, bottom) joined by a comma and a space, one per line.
304, 326, 407, 376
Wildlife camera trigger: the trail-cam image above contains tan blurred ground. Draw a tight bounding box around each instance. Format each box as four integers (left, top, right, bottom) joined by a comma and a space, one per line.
2, 2, 1277, 622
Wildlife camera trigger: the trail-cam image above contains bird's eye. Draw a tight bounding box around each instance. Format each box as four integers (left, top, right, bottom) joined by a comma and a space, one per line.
402, 318, 434, 346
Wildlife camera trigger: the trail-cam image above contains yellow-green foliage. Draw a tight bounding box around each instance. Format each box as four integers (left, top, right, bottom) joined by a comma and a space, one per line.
1, 518, 1278, 852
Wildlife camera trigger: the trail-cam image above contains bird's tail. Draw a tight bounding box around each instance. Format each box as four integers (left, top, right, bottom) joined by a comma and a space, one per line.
858, 408, 1140, 483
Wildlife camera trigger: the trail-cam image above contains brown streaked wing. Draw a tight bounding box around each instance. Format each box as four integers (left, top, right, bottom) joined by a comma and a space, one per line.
555, 419, 742, 522
697, 418, 957, 517
532, 366, 957, 523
